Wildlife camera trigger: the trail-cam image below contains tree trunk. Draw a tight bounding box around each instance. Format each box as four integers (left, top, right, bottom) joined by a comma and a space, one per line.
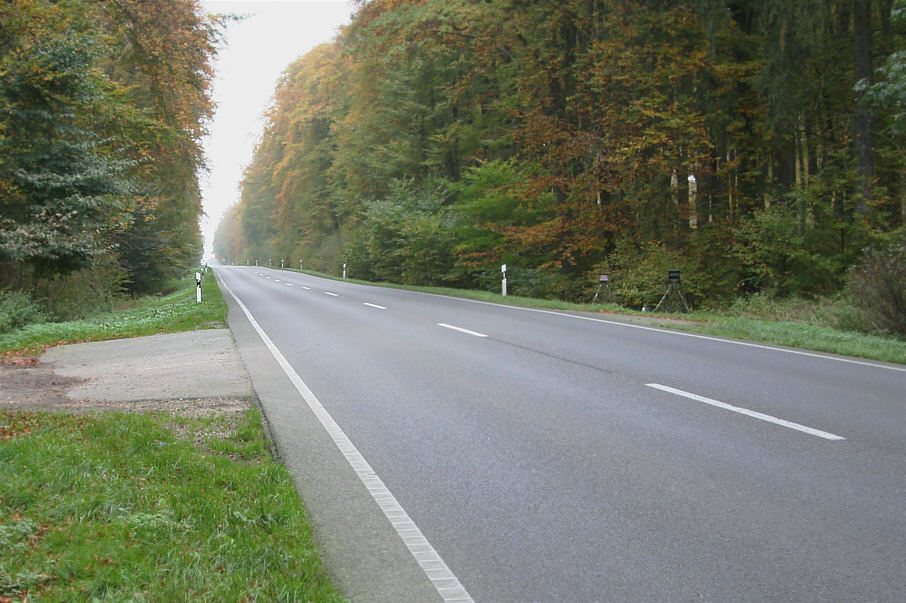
853, 0, 875, 211
688, 174, 698, 230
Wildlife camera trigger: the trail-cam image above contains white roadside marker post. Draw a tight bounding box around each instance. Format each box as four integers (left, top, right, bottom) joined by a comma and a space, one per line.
343, 263, 347, 279
195, 272, 202, 303
501, 263, 507, 296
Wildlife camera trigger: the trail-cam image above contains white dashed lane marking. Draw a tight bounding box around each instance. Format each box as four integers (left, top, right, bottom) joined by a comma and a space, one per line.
646, 383, 845, 441
437, 323, 487, 338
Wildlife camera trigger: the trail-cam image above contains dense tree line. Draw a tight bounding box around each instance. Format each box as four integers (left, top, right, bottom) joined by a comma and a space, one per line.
1, 0, 220, 319
215, 0, 906, 309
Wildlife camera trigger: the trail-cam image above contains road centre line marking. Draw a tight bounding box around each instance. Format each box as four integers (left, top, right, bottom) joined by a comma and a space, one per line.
646, 383, 846, 441
251, 267, 899, 371
437, 323, 488, 338
301, 286, 311, 290
404, 291, 904, 373
364, 302, 386, 310
323, 291, 339, 297
218, 275, 473, 603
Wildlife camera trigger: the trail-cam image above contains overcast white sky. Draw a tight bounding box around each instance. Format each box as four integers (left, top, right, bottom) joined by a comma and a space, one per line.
199, 0, 355, 259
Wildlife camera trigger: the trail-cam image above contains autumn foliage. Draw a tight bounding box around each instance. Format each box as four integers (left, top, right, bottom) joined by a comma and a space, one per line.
215, 0, 906, 307
0, 0, 221, 305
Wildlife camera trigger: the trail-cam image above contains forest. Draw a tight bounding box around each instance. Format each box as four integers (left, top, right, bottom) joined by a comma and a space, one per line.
0, 0, 220, 325
216, 0, 905, 320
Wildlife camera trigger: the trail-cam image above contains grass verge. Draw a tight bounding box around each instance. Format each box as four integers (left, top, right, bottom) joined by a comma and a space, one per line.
0, 409, 344, 601
650, 315, 906, 365
0, 270, 227, 356
1, 268, 344, 601
281, 267, 906, 365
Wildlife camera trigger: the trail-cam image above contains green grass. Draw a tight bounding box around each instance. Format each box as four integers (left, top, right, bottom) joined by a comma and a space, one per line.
1, 268, 344, 600
0, 409, 345, 601
281, 267, 906, 365
0, 269, 227, 355
652, 315, 906, 364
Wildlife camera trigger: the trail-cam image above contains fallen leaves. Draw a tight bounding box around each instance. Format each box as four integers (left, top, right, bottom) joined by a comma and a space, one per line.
0, 355, 40, 367
0, 413, 41, 439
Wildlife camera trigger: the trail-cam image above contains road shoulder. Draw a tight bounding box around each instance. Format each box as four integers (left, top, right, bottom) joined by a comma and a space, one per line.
218, 269, 443, 602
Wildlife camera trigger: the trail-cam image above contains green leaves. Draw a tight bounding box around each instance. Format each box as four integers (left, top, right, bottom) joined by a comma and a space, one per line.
218, 0, 905, 307
346, 178, 457, 285
0, 0, 219, 300
0, 25, 129, 275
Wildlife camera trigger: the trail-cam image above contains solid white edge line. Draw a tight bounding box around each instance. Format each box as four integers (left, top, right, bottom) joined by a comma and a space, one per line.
219, 275, 473, 602
437, 323, 488, 338
646, 383, 846, 441
404, 290, 905, 373
364, 303, 387, 310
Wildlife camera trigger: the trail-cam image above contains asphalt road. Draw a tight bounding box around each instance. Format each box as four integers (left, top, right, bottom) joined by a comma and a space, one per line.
216, 265, 905, 602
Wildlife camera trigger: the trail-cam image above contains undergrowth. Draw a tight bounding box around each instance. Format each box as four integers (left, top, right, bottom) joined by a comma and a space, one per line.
0, 269, 225, 355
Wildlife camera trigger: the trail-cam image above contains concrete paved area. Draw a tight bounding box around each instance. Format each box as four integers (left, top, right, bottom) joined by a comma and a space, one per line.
41, 329, 252, 402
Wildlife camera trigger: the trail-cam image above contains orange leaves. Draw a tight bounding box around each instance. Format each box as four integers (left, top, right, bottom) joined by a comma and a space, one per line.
1, 412, 41, 439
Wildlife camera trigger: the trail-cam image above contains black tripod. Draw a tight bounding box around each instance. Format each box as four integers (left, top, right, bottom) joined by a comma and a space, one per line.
654, 269, 690, 312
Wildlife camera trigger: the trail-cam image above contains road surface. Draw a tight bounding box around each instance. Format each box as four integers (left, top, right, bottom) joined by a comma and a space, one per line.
216, 265, 905, 602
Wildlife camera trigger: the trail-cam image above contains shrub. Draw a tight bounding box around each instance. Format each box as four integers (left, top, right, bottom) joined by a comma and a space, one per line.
32, 261, 128, 321
846, 232, 906, 337
725, 292, 866, 332
344, 178, 457, 286
602, 239, 704, 311
0, 289, 47, 334
730, 175, 874, 297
